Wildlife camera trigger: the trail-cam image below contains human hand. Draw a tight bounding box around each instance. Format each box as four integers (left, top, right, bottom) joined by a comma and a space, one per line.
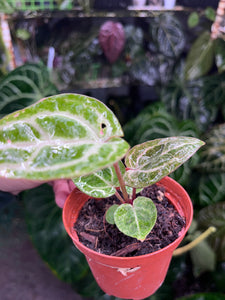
49, 180, 76, 208
0, 178, 75, 208
0, 177, 44, 195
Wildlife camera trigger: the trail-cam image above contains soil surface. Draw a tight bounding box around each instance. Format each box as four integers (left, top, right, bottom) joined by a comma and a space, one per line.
74, 184, 185, 257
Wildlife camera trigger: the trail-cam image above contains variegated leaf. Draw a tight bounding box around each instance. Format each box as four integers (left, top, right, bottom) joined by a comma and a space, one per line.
124, 137, 204, 188
73, 162, 126, 198
0, 93, 130, 180
0, 63, 58, 116
114, 196, 157, 241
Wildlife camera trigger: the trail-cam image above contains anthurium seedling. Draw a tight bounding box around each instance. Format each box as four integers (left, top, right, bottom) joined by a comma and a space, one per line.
0, 93, 204, 241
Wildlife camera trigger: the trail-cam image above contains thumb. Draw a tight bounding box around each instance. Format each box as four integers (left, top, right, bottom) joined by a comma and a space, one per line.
50, 180, 76, 208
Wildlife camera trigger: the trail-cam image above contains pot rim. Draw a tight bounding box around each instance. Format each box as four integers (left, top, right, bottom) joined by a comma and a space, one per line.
63, 176, 193, 261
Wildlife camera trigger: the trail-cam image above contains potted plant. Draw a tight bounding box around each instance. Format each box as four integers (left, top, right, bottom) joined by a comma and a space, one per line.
0, 93, 204, 299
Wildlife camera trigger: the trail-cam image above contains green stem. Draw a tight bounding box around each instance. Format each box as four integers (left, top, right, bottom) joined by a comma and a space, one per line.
113, 162, 129, 203
173, 226, 217, 257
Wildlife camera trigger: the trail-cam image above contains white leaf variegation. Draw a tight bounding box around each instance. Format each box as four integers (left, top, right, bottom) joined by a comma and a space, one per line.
114, 196, 157, 241
0, 94, 130, 180
73, 162, 126, 198
124, 137, 205, 188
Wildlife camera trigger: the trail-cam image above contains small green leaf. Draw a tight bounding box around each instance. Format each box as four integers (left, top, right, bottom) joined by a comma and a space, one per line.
16, 29, 31, 41
185, 32, 214, 80
204, 7, 216, 22
124, 137, 204, 188
114, 196, 157, 241
188, 12, 199, 28
106, 204, 119, 225
73, 162, 125, 198
0, 94, 130, 180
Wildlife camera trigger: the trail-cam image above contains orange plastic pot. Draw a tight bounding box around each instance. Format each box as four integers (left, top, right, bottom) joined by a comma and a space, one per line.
63, 176, 193, 300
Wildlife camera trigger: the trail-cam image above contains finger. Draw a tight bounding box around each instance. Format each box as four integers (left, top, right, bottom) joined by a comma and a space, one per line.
52, 180, 75, 208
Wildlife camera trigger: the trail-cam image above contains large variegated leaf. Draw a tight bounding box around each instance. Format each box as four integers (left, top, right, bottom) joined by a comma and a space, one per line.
124, 103, 200, 186
0, 93, 129, 180
124, 137, 204, 188
73, 162, 126, 198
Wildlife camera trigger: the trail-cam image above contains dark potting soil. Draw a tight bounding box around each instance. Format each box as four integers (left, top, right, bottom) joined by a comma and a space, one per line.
74, 184, 185, 257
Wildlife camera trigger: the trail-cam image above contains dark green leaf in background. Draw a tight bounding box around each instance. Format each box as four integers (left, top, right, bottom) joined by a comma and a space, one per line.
184, 32, 214, 81
0, 63, 58, 116
198, 174, 225, 207
203, 73, 225, 109
199, 202, 225, 261
124, 25, 144, 60
215, 38, 225, 73
189, 231, 216, 277
161, 78, 218, 133
150, 14, 185, 58
199, 124, 225, 172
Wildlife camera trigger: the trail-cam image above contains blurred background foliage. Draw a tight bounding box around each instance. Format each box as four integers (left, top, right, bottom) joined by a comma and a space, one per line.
0, 2, 225, 299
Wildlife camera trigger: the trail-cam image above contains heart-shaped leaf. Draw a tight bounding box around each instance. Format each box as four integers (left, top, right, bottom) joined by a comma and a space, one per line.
184, 32, 214, 80
0, 93, 130, 180
114, 196, 157, 241
73, 162, 126, 198
99, 21, 125, 63
124, 137, 204, 188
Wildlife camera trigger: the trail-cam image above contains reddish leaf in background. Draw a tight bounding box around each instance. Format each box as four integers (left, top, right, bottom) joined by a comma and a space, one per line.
99, 21, 125, 63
